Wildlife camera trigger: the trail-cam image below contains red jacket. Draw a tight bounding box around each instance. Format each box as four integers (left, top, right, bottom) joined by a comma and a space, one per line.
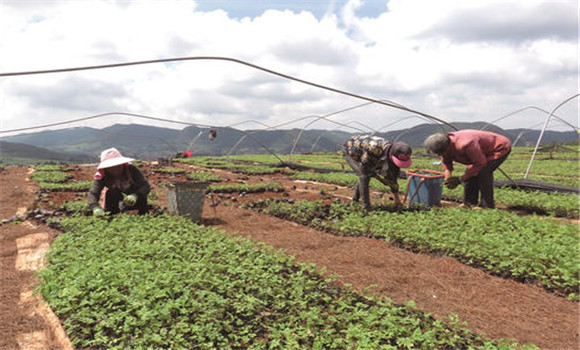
440, 130, 511, 178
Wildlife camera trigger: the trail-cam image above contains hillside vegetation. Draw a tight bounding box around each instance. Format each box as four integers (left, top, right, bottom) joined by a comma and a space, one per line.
2, 122, 577, 162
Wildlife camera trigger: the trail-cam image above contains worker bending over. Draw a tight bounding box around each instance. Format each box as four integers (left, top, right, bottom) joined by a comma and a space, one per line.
343, 135, 412, 211
424, 130, 511, 209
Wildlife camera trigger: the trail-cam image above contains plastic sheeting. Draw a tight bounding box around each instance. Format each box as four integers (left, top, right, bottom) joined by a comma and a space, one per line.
495, 179, 579, 194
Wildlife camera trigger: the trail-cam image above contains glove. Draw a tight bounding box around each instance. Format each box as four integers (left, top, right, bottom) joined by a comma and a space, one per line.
444, 176, 461, 189
123, 194, 137, 206
93, 207, 105, 217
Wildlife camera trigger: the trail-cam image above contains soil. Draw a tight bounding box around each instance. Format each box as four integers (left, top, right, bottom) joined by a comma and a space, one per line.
0, 166, 64, 350
1, 162, 578, 350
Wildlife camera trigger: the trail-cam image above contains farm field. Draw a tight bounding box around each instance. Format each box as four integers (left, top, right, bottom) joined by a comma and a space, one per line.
1, 147, 578, 349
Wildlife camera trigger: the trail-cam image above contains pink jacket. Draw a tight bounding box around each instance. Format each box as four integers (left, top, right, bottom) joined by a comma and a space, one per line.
440, 130, 511, 178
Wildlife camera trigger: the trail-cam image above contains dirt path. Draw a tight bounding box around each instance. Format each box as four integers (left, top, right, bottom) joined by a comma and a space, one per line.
1, 163, 578, 350
208, 204, 578, 350
181, 165, 580, 350
0, 166, 65, 350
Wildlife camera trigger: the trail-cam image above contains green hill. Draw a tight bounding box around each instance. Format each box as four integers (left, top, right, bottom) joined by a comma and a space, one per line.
1, 122, 577, 163
0, 141, 93, 165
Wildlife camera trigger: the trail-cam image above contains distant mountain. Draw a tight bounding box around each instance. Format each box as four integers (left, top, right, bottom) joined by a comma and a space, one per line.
2, 124, 353, 160
375, 122, 500, 148
504, 129, 579, 147
368, 122, 578, 148
0, 141, 93, 164
1, 122, 577, 162
2, 125, 182, 159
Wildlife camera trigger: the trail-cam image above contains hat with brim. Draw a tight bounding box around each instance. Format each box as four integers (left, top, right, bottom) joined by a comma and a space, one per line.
97, 148, 134, 169
391, 154, 412, 168
390, 142, 412, 168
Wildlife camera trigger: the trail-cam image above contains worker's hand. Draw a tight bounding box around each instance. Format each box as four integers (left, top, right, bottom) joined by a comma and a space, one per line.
444, 176, 461, 189
92, 207, 105, 217
123, 194, 137, 206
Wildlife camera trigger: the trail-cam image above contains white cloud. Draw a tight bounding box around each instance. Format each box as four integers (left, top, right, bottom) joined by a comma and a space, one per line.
0, 0, 577, 136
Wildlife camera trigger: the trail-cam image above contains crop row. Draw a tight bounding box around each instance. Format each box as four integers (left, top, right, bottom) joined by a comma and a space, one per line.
173, 152, 578, 217
155, 166, 188, 174
441, 186, 579, 218
38, 180, 93, 192
185, 148, 579, 187
186, 171, 222, 182
39, 215, 533, 349
252, 200, 579, 300
290, 171, 579, 218
35, 164, 66, 171
30, 170, 71, 183
208, 182, 284, 194
175, 157, 295, 175
31, 165, 92, 192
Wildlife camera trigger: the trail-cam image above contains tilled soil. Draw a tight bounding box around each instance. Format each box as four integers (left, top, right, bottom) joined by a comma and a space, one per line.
1, 163, 578, 350
0, 166, 62, 350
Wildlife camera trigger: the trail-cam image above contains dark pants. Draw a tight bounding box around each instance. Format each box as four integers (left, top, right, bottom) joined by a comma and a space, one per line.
463, 151, 510, 208
104, 188, 148, 215
344, 153, 372, 210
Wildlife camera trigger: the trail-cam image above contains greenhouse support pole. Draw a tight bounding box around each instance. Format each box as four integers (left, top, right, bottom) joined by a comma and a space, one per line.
524, 94, 579, 178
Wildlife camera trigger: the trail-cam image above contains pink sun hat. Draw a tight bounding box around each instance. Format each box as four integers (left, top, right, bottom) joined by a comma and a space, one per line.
96, 148, 134, 170
390, 142, 412, 168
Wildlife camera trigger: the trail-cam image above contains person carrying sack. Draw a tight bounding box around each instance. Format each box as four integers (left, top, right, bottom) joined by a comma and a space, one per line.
87, 148, 151, 216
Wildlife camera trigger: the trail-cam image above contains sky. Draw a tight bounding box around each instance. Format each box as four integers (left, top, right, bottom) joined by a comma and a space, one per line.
0, 0, 578, 137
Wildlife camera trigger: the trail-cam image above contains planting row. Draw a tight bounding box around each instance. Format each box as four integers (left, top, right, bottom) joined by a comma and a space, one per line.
290, 171, 579, 218
251, 199, 579, 300
177, 147, 580, 187
30, 159, 579, 220
39, 215, 534, 349
174, 151, 579, 216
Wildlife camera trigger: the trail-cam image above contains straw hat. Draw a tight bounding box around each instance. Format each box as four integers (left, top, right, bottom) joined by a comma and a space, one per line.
97, 148, 134, 169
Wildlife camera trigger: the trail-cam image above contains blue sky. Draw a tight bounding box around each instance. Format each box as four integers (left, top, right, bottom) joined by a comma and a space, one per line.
195, 0, 387, 19
0, 0, 578, 137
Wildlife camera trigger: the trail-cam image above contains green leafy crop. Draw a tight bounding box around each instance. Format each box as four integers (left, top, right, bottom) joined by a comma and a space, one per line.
39, 215, 528, 349
185, 171, 221, 182
209, 182, 284, 194
38, 180, 93, 192
30, 170, 71, 183
35, 164, 63, 171
156, 166, 187, 174
257, 200, 579, 299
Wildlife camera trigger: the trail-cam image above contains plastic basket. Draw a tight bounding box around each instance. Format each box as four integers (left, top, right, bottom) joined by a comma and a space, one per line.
405, 170, 444, 206
167, 181, 209, 222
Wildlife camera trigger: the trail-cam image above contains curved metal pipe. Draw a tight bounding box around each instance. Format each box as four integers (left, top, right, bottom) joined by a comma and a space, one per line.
309, 120, 375, 153
226, 114, 370, 156
376, 114, 437, 133
479, 106, 577, 132
512, 119, 575, 147
0, 111, 285, 162
0, 55, 459, 132
525, 94, 580, 178
288, 100, 384, 160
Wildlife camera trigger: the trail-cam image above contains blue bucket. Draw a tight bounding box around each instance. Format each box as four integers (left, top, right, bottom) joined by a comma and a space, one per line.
406, 170, 444, 206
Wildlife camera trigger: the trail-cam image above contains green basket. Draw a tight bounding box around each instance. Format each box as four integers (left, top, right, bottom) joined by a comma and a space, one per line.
167, 181, 209, 222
